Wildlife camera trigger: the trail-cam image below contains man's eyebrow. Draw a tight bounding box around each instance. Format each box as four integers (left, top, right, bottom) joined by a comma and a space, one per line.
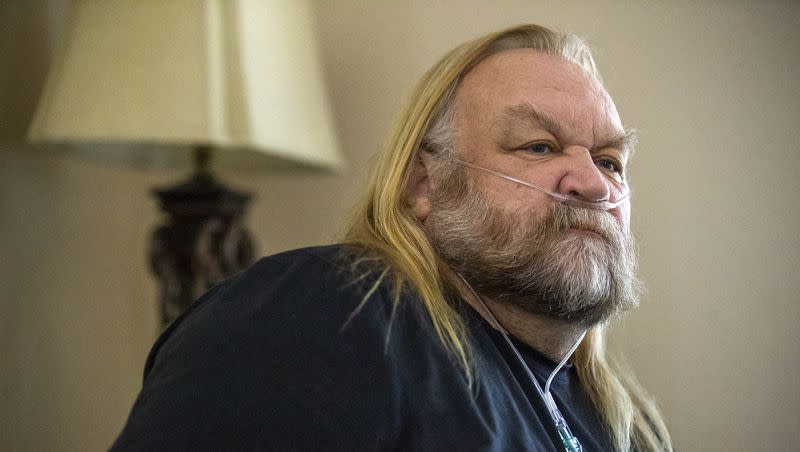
501, 103, 567, 139
599, 128, 638, 157
500, 102, 637, 155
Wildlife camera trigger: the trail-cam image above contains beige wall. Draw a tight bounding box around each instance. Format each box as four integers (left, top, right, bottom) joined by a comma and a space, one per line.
1, 1, 798, 451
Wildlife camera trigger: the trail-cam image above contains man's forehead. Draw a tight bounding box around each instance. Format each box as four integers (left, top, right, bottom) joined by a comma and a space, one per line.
455, 48, 626, 150
459, 49, 600, 98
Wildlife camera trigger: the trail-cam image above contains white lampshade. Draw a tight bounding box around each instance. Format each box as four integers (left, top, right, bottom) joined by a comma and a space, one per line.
27, 0, 342, 171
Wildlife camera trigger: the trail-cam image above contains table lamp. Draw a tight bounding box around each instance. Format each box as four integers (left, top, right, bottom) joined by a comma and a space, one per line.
26, 0, 342, 328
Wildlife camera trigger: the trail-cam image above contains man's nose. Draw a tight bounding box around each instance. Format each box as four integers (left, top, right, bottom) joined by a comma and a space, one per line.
556, 146, 611, 202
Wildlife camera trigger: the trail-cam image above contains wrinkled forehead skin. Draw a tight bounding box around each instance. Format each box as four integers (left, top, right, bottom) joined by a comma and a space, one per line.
452, 48, 625, 159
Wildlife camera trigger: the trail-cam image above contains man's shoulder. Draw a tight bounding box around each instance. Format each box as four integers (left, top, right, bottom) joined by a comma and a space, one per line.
224, 243, 390, 318
143, 244, 396, 374
249, 243, 349, 270
113, 244, 414, 450
191, 242, 389, 316
235, 243, 356, 291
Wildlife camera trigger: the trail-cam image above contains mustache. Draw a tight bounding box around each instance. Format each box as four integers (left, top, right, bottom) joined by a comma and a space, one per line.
540, 203, 624, 244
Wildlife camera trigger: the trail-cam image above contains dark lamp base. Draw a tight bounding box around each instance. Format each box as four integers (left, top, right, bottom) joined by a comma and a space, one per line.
149, 148, 255, 328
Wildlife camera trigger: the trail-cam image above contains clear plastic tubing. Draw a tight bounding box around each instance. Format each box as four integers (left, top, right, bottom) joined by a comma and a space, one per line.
453, 159, 630, 211
457, 273, 587, 452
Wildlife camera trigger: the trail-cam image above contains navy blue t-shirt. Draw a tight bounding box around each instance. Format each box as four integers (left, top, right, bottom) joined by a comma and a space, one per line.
110, 245, 615, 451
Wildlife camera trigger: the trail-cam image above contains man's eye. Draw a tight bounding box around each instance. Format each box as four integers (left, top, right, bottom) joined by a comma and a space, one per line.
596, 158, 622, 173
524, 142, 555, 154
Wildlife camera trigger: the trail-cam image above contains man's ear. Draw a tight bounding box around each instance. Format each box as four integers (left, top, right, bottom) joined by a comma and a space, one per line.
405, 152, 432, 222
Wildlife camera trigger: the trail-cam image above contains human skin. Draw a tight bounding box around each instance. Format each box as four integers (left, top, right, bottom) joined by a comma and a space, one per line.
407, 49, 633, 360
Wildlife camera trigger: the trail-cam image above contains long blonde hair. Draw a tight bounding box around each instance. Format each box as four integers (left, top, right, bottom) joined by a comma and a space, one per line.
344, 24, 672, 452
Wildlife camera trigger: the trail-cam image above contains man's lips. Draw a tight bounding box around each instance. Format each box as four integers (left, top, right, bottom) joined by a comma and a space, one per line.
566, 226, 608, 241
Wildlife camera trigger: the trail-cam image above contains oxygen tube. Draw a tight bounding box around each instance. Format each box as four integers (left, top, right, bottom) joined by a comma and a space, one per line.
457, 273, 587, 452
453, 158, 630, 211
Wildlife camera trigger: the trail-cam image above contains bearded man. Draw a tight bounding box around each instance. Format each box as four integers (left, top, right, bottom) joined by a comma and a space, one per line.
111, 25, 672, 451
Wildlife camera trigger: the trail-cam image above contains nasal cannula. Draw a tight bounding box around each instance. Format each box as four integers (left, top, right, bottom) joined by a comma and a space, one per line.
453, 158, 630, 211
457, 273, 587, 452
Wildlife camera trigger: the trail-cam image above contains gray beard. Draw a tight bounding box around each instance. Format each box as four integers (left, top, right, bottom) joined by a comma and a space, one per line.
423, 167, 642, 328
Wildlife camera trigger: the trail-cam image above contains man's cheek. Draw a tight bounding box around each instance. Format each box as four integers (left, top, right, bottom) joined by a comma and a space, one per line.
615, 205, 631, 234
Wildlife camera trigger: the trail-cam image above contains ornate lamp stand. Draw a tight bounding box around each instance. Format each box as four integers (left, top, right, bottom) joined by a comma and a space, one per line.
149, 147, 255, 328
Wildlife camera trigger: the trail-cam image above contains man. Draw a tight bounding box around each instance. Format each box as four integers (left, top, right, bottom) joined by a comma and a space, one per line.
111, 25, 672, 451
